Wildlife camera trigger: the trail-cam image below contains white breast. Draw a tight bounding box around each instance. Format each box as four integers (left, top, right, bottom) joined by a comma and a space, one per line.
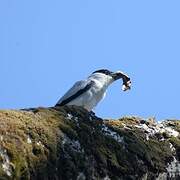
83, 81, 106, 111
65, 74, 112, 111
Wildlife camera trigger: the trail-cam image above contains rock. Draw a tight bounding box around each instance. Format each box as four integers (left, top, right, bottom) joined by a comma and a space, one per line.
0, 106, 179, 180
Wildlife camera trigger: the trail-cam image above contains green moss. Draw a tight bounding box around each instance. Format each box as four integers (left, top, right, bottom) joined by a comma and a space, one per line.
104, 121, 176, 176
0, 107, 179, 179
169, 136, 180, 161
0, 108, 64, 179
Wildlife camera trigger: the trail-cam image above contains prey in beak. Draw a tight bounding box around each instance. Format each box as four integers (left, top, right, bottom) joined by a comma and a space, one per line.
111, 71, 131, 91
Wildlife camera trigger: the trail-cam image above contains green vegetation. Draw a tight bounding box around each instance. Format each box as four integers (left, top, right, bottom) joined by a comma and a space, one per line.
0, 106, 179, 179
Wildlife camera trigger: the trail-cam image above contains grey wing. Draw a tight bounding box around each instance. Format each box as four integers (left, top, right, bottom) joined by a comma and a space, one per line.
55, 80, 92, 106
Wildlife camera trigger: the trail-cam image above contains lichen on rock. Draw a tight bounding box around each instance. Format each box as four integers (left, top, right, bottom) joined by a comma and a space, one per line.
0, 106, 179, 179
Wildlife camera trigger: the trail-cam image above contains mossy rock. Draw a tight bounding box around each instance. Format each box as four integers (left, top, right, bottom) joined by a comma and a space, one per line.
0, 106, 179, 180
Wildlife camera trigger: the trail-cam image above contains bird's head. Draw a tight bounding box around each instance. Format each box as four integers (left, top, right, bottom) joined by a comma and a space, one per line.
92, 69, 131, 91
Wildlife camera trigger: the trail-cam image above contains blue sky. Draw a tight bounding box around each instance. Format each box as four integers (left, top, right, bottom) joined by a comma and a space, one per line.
0, 1, 180, 120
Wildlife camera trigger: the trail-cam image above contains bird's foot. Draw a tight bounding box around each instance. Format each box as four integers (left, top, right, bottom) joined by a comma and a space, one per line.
89, 111, 96, 117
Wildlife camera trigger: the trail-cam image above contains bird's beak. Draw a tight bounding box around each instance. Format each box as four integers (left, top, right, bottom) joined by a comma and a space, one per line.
111, 71, 131, 91
111, 71, 124, 80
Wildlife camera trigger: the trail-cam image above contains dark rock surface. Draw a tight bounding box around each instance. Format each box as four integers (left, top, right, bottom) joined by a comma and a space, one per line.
0, 106, 179, 180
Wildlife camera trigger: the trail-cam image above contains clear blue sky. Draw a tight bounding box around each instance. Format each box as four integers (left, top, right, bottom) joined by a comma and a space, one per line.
0, 1, 180, 120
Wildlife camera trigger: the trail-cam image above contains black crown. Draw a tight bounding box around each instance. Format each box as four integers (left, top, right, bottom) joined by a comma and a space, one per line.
92, 69, 112, 75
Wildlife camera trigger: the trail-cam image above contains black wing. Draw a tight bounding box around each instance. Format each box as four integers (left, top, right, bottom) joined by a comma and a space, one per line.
55, 80, 94, 106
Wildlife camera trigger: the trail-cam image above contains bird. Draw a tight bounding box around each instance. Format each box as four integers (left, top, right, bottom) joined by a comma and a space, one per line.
55, 69, 131, 112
